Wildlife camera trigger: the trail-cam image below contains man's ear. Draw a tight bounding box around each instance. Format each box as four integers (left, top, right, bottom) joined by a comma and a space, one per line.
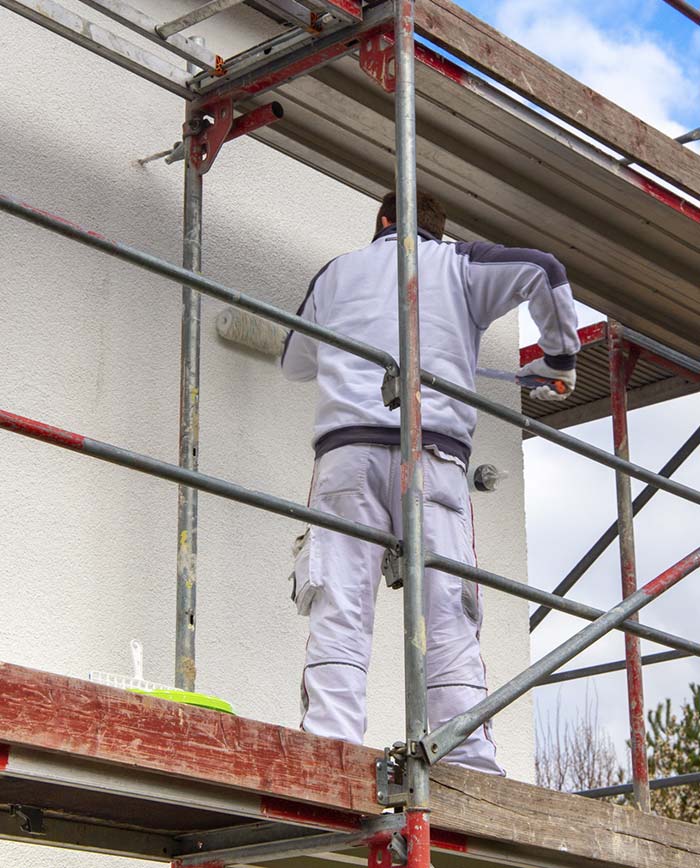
381, 216, 392, 228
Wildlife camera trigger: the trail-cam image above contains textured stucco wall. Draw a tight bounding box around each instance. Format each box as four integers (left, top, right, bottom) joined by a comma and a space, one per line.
0, 3, 532, 865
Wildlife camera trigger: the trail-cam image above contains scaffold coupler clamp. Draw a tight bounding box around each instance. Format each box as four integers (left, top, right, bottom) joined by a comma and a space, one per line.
376, 743, 409, 808
383, 545, 404, 590
10, 804, 45, 837
382, 367, 401, 410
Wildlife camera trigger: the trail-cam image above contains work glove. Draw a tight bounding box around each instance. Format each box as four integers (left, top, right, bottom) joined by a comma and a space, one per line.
517, 357, 576, 401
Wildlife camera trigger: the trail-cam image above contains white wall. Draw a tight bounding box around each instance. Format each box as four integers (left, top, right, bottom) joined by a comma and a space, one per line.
0, 3, 532, 865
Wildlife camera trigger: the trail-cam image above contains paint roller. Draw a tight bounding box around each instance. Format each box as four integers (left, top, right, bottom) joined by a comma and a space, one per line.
216, 307, 288, 357
216, 308, 562, 402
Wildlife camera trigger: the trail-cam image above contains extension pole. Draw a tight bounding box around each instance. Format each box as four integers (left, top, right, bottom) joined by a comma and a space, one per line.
608, 319, 650, 812
176, 42, 205, 692
394, 0, 430, 861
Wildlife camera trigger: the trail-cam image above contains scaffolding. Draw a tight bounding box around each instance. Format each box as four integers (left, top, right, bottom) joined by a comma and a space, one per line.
1, 0, 700, 866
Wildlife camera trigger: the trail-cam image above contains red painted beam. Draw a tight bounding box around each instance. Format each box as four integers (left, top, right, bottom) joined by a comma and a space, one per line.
260, 795, 362, 831
0, 661, 381, 816
637, 347, 700, 384
661, 0, 700, 27
430, 828, 469, 852
519, 321, 607, 365
225, 102, 284, 143
608, 320, 650, 813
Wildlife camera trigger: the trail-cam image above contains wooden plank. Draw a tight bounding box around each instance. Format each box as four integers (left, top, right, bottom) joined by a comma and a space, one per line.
2, 662, 700, 866
414, 0, 700, 201
430, 763, 700, 868
0, 662, 380, 817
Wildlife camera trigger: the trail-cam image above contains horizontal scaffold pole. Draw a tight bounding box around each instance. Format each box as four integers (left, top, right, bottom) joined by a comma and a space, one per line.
3, 193, 700, 506
421, 547, 700, 764
0, 409, 399, 552
2, 399, 697, 662
529, 423, 700, 632
538, 649, 690, 686
0, 0, 192, 97
577, 771, 700, 799
0, 194, 399, 379
420, 371, 700, 506
426, 553, 700, 657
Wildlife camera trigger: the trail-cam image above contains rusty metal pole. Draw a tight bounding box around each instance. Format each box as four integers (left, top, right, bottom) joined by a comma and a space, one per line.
176, 41, 205, 692
608, 318, 650, 812
394, 0, 430, 861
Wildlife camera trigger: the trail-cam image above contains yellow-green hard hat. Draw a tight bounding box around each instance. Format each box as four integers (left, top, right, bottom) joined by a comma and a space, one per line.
130, 688, 234, 713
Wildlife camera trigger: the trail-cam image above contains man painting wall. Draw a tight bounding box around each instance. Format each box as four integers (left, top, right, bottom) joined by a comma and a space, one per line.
282, 191, 579, 772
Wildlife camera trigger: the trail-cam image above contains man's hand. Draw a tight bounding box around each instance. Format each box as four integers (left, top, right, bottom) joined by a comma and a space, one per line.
517, 357, 576, 401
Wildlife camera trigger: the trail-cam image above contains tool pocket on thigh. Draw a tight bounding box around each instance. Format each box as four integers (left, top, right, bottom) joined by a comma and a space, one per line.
461, 580, 482, 626
423, 449, 468, 514
290, 528, 321, 616
311, 444, 371, 500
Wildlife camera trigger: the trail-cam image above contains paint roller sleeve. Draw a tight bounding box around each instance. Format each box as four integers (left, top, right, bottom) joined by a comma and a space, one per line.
216, 307, 288, 357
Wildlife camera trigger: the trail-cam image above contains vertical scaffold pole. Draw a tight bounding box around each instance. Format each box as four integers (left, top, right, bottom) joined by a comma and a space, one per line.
394, 0, 430, 861
608, 319, 650, 812
176, 41, 204, 692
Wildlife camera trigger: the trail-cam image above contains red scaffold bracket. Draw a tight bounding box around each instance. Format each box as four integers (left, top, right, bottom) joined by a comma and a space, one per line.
185, 100, 284, 175
186, 94, 235, 175
359, 30, 396, 93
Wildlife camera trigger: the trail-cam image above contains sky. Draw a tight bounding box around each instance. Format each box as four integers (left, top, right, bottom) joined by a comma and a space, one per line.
457, 0, 700, 770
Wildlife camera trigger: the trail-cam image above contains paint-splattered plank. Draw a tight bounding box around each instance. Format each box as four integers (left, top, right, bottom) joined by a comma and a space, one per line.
0, 661, 380, 816
2, 662, 699, 868
414, 0, 700, 201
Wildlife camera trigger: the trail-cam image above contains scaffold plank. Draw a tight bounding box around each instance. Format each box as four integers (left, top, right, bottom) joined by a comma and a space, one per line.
413, 0, 700, 202
430, 763, 700, 868
1, 662, 700, 868
0, 0, 192, 97
0, 661, 380, 815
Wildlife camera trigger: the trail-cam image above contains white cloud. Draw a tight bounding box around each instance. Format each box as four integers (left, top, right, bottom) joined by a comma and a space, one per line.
493, 0, 696, 136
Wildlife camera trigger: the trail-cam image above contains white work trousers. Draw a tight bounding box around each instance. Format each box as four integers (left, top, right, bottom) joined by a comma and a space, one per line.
292, 443, 504, 774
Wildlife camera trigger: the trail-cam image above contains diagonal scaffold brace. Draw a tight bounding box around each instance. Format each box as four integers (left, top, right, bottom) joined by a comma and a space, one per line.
421, 547, 700, 764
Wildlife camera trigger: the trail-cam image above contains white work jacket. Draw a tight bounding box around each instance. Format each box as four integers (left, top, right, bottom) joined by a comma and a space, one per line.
282, 225, 580, 463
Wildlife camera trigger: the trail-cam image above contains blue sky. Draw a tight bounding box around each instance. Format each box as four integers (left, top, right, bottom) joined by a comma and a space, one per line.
455, 0, 700, 771
458, 0, 700, 136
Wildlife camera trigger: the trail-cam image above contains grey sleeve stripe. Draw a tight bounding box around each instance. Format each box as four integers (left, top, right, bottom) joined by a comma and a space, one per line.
281, 256, 337, 363
547, 281, 566, 352
457, 240, 567, 288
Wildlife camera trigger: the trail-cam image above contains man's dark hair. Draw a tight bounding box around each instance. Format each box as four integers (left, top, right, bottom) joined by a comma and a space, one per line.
375, 190, 447, 239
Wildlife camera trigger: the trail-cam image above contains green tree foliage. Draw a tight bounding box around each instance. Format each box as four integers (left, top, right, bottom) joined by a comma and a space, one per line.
644, 683, 700, 822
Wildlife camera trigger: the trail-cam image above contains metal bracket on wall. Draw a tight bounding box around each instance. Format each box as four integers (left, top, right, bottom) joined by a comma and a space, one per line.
359, 29, 396, 92
185, 99, 285, 174
186, 94, 235, 174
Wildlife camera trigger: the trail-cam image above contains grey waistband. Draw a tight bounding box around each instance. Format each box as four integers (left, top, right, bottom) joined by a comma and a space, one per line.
314, 426, 471, 467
